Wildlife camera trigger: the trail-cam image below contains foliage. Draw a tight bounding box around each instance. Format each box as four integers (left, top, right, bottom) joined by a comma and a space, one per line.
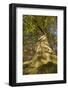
23, 15, 57, 53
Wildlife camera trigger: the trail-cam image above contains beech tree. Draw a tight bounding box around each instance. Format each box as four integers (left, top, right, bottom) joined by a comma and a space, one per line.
23, 15, 57, 74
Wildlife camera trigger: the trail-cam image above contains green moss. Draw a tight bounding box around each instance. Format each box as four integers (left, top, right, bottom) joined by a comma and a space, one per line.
37, 62, 57, 74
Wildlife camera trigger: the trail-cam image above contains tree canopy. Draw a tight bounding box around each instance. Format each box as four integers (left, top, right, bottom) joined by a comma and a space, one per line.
23, 15, 57, 55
